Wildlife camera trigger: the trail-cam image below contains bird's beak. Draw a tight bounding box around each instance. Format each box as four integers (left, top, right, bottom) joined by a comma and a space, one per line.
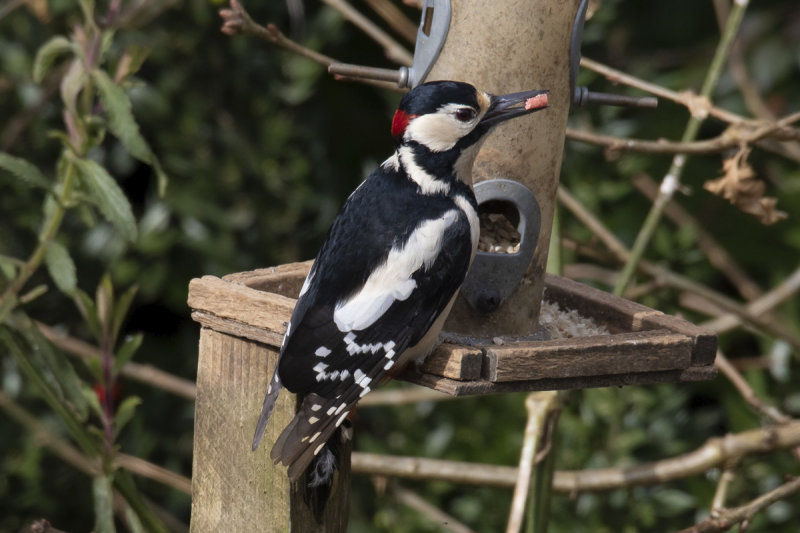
480, 90, 549, 127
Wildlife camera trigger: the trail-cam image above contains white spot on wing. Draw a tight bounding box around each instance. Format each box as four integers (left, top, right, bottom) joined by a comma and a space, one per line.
334, 211, 459, 331
384, 360, 394, 370
315, 346, 331, 357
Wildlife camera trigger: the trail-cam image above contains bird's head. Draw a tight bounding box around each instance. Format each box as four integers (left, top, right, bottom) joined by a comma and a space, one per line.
391, 80, 548, 151
388, 81, 548, 189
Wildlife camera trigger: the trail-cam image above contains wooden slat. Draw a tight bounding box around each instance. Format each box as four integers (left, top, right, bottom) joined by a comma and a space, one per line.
401, 365, 717, 397
485, 330, 694, 382
224, 261, 313, 297
637, 313, 717, 365
416, 343, 484, 381
191, 310, 284, 348
191, 328, 350, 532
543, 273, 663, 333
191, 329, 292, 531
188, 275, 295, 333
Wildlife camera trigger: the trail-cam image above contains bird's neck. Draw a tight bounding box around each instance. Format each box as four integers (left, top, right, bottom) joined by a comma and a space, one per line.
393, 140, 483, 195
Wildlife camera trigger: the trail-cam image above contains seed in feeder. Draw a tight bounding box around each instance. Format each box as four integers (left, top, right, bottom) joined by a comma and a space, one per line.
525, 93, 548, 111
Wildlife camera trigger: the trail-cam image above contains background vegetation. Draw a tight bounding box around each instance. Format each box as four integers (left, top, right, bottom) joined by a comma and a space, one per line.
1, 0, 799, 531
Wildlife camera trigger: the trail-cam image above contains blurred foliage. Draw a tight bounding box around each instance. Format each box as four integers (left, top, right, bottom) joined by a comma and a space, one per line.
1, 0, 799, 532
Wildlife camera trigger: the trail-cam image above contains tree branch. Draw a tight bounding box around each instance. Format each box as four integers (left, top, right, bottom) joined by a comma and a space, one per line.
392, 484, 477, 533
218, 0, 401, 90
678, 476, 800, 533
566, 110, 800, 156
351, 420, 800, 492
36, 321, 198, 401
714, 351, 791, 424
322, 0, 413, 66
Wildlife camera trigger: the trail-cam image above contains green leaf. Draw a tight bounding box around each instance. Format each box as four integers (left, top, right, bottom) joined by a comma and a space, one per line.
96, 273, 114, 336
83, 385, 104, 419
114, 45, 151, 83
113, 333, 142, 376
0, 294, 18, 324
60, 59, 86, 118
113, 396, 141, 439
74, 288, 102, 342
93, 475, 116, 533
111, 285, 138, 344
33, 36, 73, 83
0, 254, 19, 281
91, 69, 153, 164
7, 314, 90, 421
45, 240, 77, 296
70, 154, 137, 241
0, 152, 50, 189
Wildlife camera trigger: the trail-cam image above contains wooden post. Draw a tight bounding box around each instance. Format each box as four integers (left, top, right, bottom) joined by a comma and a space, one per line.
188, 263, 350, 532
430, 0, 581, 338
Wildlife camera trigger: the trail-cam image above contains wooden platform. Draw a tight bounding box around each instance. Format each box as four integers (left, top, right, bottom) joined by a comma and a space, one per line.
188, 261, 717, 397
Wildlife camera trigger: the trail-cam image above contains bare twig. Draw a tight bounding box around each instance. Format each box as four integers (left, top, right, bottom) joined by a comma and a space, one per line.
219, 0, 334, 65
218, 0, 399, 90
393, 484, 477, 533
117, 453, 192, 494
322, 0, 413, 65
632, 175, 764, 302
580, 57, 741, 125
0, 390, 191, 494
352, 421, 800, 492
715, 351, 791, 424
36, 321, 198, 401
0, 390, 98, 476
710, 467, 737, 515
701, 266, 800, 334
506, 391, 558, 533
557, 186, 800, 351
613, 0, 750, 296
358, 385, 454, 407
678, 476, 800, 533
364, 0, 419, 44
566, 111, 800, 156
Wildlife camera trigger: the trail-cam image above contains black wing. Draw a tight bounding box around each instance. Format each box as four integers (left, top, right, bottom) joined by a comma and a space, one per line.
269, 173, 475, 479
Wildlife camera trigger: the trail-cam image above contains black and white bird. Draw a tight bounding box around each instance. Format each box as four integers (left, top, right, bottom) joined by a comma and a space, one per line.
252, 80, 548, 512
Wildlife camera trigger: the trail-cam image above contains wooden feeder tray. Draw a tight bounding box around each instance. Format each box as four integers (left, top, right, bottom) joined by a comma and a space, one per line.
188, 260, 717, 396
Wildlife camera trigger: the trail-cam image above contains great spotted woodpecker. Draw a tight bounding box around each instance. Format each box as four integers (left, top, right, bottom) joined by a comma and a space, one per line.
252, 80, 548, 511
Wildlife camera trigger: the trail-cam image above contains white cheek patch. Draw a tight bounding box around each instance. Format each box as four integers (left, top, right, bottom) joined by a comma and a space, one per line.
404, 105, 477, 152
333, 210, 459, 331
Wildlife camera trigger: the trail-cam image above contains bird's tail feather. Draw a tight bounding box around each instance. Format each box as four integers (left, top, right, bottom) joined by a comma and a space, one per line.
303, 433, 340, 523
252, 370, 282, 451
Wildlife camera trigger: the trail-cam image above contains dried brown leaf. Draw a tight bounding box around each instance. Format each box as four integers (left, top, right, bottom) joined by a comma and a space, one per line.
704, 146, 787, 225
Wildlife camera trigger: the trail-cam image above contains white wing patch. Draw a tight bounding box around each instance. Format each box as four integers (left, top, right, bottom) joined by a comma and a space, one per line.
298, 267, 315, 298
333, 210, 459, 332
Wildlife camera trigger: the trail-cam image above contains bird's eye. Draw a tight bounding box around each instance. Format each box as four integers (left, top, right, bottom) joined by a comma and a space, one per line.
455, 108, 477, 122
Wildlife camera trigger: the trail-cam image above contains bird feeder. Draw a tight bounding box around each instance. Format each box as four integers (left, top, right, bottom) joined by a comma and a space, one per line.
188, 1, 716, 531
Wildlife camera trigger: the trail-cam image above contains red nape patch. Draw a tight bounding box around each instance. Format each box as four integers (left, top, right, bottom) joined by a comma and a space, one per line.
391, 110, 415, 139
